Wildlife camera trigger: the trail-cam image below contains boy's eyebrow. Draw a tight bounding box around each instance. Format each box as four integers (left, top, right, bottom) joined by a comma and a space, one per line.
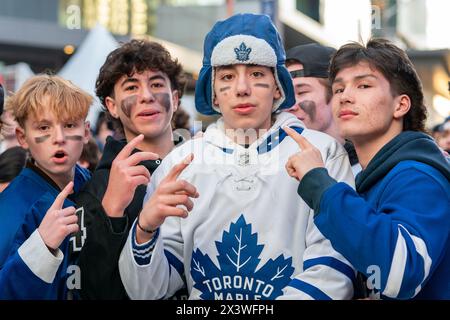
333, 74, 378, 84
32, 119, 51, 125
120, 75, 167, 87
148, 75, 166, 82
120, 77, 138, 87
295, 83, 312, 89
215, 65, 234, 72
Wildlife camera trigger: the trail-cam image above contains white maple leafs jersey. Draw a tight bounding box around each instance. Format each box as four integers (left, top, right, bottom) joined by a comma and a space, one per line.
119, 112, 356, 300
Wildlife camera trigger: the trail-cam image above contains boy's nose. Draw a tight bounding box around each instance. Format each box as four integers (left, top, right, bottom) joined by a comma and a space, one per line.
141, 85, 156, 103
53, 126, 66, 144
236, 75, 251, 97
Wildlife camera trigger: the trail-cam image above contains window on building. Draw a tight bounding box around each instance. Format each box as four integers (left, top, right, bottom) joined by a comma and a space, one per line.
296, 0, 320, 23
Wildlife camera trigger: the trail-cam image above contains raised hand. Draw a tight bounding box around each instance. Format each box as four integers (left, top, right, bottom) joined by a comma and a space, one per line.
136, 154, 199, 243
38, 182, 78, 253
284, 127, 325, 181
102, 134, 159, 217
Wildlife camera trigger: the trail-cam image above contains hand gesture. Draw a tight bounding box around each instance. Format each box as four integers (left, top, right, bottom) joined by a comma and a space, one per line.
136, 154, 199, 243
284, 127, 325, 181
38, 182, 78, 253
102, 134, 159, 217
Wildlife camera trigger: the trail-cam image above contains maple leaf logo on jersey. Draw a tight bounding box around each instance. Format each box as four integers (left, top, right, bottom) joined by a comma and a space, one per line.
191, 215, 294, 300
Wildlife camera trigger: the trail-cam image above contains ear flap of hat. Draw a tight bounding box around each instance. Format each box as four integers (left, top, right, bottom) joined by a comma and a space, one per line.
276, 65, 295, 110
195, 65, 220, 115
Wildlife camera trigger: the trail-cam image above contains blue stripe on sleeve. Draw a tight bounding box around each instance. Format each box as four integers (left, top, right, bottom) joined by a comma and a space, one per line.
303, 257, 356, 283
288, 279, 332, 300
131, 222, 160, 266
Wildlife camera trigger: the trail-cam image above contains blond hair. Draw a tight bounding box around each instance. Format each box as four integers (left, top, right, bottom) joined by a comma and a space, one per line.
5, 74, 92, 128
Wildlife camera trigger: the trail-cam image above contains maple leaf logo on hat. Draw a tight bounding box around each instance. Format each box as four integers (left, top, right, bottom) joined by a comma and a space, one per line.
234, 42, 252, 62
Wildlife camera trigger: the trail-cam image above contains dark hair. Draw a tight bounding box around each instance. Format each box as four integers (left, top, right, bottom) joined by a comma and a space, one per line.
285, 59, 299, 68
94, 111, 113, 135
329, 38, 427, 132
171, 106, 191, 131
96, 39, 186, 134
0, 146, 27, 183
79, 137, 100, 173
317, 78, 333, 103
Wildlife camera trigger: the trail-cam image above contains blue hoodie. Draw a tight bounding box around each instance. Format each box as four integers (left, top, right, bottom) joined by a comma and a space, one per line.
0, 162, 90, 299
298, 131, 450, 299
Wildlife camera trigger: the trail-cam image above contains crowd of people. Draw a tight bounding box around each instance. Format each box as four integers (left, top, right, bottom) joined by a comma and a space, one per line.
0, 13, 449, 300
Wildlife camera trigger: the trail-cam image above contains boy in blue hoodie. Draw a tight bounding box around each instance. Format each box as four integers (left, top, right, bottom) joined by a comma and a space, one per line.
0, 75, 92, 299
285, 38, 450, 299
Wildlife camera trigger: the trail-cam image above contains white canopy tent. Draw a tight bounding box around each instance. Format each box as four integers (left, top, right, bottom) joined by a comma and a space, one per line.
58, 24, 118, 129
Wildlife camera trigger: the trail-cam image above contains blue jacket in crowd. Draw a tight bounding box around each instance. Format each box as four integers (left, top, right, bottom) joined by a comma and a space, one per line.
298, 131, 450, 299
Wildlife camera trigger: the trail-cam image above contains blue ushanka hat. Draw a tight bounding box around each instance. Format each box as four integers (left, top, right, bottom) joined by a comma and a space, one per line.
195, 13, 295, 115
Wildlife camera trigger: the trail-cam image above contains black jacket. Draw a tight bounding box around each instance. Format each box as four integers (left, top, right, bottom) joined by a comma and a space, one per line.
74, 136, 161, 300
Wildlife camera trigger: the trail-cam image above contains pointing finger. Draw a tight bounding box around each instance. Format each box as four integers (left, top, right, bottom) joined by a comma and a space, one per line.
284, 127, 313, 150
51, 181, 73, 210
115, 134, 144, 161
165, 154, 194, 182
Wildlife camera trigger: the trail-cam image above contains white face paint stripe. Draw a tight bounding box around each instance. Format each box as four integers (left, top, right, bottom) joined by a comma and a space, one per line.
383, 226, 407, 298
383, 224, 433, 298
400, 225, 432, 297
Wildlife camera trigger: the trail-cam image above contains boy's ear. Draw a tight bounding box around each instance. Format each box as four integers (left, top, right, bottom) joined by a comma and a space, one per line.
172, 90, 179, 113
213, 94, 218, 107
105, 96, 119, 119
274, 85, 281, 100
83, 121, 91, 144
393, 94, 411, 119
16, 126, 28, 149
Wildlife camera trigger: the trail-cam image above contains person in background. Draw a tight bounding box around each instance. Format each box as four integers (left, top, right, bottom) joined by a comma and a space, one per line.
78, 137, 100, 173
93, 111, 114, 153
0, 146, 27, 193
436, 117, 450, 154
285, 43, 360, 175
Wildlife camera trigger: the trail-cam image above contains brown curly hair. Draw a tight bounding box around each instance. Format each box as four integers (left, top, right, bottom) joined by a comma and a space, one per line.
96, 39, 186, 134
329, 38, 427, 132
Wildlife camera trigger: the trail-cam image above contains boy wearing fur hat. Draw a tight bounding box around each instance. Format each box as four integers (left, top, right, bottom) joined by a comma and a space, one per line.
119, 14, 355, 300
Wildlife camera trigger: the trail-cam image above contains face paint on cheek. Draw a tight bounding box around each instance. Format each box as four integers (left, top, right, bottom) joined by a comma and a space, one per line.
65, 135, 83, 141
299, 100, 317, 122
34, 135, 50, 144
219, 86, 231, 92
154, 93, 171, 112
254, 83, 270, 89
120, 95, 138, 118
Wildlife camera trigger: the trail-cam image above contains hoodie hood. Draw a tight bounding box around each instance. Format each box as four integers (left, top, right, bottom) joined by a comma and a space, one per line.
356, 131, 450, 193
